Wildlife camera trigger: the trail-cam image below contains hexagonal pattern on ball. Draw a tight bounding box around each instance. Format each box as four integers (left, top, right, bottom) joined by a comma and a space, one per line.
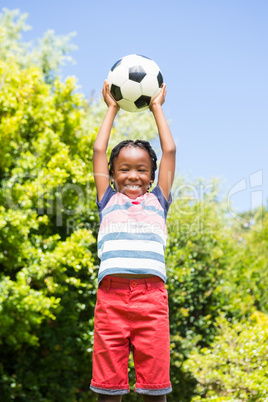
141, 75, 160, 97
117, 98, 139, 113
140, 58, 160, 76
108, 64, 129, 87
121, 80, 142, 102
122, 54, 143, 68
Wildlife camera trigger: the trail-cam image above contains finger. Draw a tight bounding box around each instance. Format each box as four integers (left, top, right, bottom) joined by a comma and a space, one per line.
102, 81, 107, 95
103, 79, 108, 91
162, 83, 167, 96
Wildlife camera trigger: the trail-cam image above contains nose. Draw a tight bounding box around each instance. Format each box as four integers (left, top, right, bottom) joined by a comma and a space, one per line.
128, 169, 139, 180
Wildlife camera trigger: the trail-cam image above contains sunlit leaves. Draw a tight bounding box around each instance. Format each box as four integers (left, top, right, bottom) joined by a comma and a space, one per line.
184, 313, 268, 401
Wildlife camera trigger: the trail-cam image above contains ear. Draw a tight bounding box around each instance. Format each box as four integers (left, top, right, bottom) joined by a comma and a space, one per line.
110, 177, 116, 190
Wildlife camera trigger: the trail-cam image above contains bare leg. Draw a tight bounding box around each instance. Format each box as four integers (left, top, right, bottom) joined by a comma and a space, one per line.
98, 395, 122, 402
142, 395, 167, 402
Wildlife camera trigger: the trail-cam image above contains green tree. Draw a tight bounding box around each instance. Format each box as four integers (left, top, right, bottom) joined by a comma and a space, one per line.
0, 8, 161, 401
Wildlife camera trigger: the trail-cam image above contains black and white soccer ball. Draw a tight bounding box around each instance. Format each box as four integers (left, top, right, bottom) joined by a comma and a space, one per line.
107, 54, 164, 113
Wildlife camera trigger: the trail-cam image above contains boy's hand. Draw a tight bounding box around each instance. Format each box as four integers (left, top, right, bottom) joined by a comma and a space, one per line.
150, 83, 167, 110
103, 80, 120, 111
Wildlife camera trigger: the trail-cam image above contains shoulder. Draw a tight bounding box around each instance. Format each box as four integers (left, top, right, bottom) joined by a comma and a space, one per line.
151, 185, 172, 218
97, 185, 116, 212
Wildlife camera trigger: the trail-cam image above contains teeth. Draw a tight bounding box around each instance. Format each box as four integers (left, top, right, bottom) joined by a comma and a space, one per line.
126, 185, 140, 189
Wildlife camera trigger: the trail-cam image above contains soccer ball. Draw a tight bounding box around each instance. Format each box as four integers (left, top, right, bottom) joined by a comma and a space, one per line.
107, 54, 163, 113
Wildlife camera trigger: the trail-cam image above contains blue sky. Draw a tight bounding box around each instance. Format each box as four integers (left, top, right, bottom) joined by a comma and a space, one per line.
4, 1, 268, 214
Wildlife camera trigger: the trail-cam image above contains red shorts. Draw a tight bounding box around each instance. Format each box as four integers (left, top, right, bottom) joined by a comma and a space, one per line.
90, 275, 172, 396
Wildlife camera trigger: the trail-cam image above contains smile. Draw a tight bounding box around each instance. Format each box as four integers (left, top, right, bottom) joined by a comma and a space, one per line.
125, 185, 141, 189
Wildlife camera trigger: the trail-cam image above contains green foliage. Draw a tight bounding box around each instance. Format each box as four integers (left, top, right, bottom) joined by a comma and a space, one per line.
0, 8, 31, 61
0, 8, 165, 400
184, 312, 268, 401
224, 210, 268, 314
165, 178, 267, 401
1, 7, 268, 402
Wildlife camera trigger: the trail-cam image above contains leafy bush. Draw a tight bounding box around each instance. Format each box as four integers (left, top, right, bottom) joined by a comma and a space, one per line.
184, 312, 268, 401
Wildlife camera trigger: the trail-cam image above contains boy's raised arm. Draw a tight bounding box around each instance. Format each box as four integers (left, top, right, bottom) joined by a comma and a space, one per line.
93, 81, 119, 202
150, 84, 176, 201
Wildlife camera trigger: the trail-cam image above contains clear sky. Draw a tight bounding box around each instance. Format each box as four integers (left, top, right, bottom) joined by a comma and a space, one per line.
4, 0, 268, 215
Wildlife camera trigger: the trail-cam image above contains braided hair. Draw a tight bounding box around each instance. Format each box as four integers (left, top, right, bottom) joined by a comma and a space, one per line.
108, 139, 157, 181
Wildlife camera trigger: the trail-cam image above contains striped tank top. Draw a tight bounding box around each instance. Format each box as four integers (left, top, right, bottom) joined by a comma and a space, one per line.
96, 185, 172, 284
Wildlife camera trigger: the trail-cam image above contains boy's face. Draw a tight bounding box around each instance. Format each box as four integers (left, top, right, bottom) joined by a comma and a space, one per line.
111, 146, 153, 199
